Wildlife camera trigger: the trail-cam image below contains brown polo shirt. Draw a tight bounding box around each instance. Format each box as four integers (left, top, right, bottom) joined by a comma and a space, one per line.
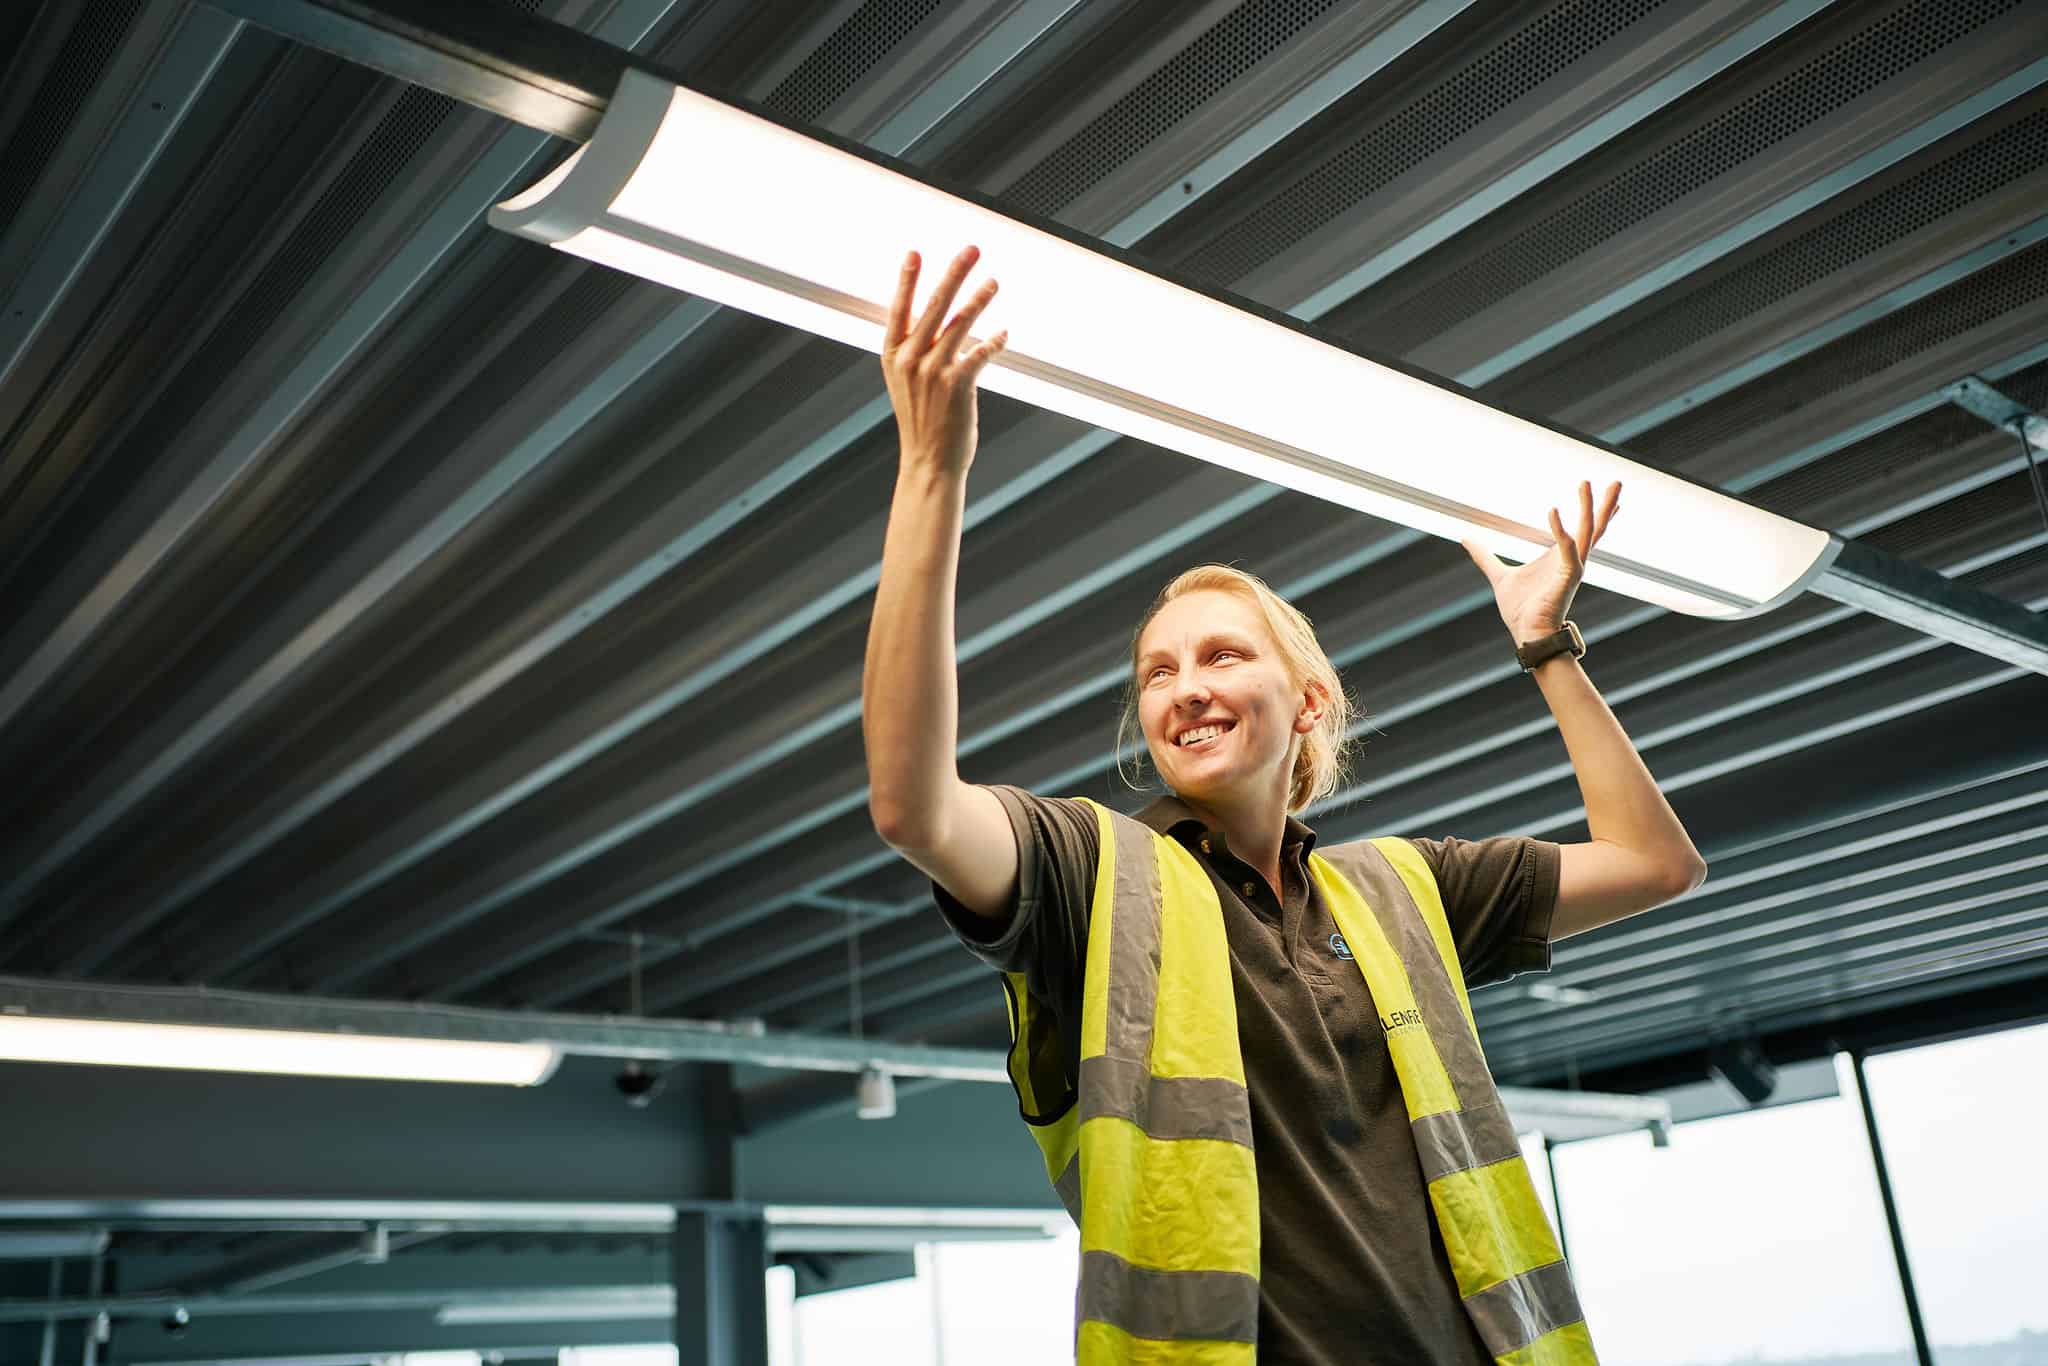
932, 786, 1559, 1366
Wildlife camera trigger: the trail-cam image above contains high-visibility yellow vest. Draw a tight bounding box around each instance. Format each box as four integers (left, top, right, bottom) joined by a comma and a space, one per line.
1002, 799, 1597, 1365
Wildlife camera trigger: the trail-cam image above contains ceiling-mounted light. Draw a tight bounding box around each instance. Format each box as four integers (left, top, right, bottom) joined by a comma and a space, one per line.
855, 1067, 896, 1120
490, 69, 1838, 618
0, 1015, 558, 1086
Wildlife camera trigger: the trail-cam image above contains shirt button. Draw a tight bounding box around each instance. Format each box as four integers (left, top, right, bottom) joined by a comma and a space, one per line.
1200, 838, 1212, 855
1242, 882, 1257, 897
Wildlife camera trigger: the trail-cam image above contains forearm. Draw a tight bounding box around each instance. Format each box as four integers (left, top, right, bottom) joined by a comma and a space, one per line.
1530, 654, 1705, 884
863, 460, 971, 845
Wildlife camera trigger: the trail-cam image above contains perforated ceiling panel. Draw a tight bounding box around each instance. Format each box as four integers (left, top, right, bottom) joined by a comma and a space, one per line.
1002, 0, 1346, 218
1497, 103, 2048, 408
208, 85, 456, 364
0, 0, 143, 232
1364, 0, 2028, 351
1748, 404, 1997, 519
765, 0, 946, 125
1172, 0, 1677, 285
1637, 235, 2048, 463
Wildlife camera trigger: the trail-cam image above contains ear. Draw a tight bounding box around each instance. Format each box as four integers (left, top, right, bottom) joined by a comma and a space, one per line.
1295, 681, 1326, 735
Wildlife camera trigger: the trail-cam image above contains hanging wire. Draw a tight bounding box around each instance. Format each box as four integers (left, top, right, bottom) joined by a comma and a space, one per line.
2015, 422, 2048, 539
846, 911, 864, 1042
628, 930, 644, 1018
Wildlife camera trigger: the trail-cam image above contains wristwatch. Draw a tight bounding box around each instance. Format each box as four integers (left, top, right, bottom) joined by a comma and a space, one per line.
1515, 621, 1585, 672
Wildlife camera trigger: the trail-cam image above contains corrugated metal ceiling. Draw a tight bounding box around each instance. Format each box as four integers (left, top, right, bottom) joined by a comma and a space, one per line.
2, 0, 2046, 1094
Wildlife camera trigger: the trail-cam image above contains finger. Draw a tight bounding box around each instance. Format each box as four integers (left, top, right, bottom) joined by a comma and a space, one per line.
959, 329, 1009, 382
1591, 480, 1621, 545
1576, 481, 1595, 562
1548, 507, 1581, 573
1460, 538, 1505, 585
908, 245, 980, 354
883, 250, 919, 351
934, 277, 1000, 362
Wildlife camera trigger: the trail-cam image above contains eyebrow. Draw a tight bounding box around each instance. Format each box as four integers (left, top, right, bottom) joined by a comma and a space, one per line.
1136, 631, 1256, 671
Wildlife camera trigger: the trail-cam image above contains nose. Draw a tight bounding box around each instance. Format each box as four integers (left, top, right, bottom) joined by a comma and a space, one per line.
1171, 669, 1211, 710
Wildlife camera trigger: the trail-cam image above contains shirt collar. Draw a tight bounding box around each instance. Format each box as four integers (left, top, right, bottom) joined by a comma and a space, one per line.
1135, 793, 1319, 860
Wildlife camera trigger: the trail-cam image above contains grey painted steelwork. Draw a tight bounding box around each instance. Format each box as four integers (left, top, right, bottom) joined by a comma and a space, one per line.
0, 972, 1668, 1138
0, 975, 1009, 1081
2, 6, 2048, 1353
204, 0, 629, 142
1813, 537, 2048, 674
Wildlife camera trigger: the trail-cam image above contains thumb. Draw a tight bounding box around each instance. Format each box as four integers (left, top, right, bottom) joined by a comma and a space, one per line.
1460, 539, 1505, 585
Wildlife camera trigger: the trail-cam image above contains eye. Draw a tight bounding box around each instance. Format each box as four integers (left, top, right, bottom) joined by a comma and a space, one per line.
1213, 650, 1240, 664
1144, 666, 1171, 684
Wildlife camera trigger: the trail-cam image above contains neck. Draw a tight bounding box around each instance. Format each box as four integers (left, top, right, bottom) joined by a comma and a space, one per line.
1176, 781, 1292, 894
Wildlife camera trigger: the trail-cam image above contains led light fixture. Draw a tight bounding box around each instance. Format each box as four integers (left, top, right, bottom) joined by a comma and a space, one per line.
491, 69, 1839, 617
0, 1015, 559, 1086
855, 1066, 896, 1120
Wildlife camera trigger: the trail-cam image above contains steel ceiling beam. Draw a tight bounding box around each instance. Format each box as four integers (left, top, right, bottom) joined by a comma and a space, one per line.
0, 976, 1006, 1082
1811, 537, 2048, 673
203, 0, 630, 142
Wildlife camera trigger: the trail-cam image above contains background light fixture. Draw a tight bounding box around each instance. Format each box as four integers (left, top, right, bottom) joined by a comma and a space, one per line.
491, 68, 1840, 619
855, 1067, 896, 1120
1708, 1035, 1780, 1105
0, 1014, 559, 1086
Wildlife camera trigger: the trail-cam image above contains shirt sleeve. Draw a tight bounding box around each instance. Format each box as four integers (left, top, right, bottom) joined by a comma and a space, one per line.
1400, 835, 1561, 988
929, 786, 1100, 1074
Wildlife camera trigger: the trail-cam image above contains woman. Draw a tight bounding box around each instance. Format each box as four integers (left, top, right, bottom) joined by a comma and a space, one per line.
863, 245, 1706, 1365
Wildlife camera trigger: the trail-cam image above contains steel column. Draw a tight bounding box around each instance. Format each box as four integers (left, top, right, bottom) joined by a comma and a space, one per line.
673, 1208, 770, 1366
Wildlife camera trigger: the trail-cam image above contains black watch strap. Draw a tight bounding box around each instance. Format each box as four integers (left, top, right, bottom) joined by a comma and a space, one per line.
1515, 620, 1585, 672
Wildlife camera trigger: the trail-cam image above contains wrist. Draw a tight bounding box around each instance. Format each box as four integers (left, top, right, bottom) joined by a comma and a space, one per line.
894, 456, 970, 498
1514, 620, 1585, 673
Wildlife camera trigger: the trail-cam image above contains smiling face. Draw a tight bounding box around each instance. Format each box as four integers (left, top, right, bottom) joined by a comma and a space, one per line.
1135, 589, 1318, 809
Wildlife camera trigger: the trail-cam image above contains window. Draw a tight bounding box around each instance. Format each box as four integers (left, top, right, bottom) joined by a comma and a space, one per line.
789, 1264, 935, 1366
1551, 1096, 1915, 1366
928, 1228, 1081, 1364
1862, 1019, 2048, 1361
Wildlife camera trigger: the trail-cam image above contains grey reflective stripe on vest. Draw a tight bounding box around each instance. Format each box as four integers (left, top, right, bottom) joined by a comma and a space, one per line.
1074, 813, 1260, 1348
1053, 1156, 1082, 1223
1463, 1259, 1585, 1354
1312, 842, 1507, 1135
1101, 810, 1165, 1058
1079, 1055, 1255, 1145
1313, 841, 1582, 1358
1079, 1250, 1260, 1344
1411, 1100, 1524, 1183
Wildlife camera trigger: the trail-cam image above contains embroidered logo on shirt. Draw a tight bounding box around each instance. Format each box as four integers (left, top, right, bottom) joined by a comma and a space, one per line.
1328, 932, 1353, 961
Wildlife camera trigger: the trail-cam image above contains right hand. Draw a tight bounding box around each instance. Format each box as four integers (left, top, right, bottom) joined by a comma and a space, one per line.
880, 245, 1007, 480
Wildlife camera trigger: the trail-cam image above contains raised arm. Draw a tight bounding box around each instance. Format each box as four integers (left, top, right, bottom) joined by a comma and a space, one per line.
1462, 482, 1709, 939
862, 246, 1020, 921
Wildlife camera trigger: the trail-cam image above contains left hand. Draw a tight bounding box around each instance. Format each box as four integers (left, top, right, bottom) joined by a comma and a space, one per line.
1461, 480, 1621, 641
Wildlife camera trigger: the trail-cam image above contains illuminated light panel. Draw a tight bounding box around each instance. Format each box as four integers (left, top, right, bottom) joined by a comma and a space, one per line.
491, 70, 1839, 618
0, 1015, 559, 1085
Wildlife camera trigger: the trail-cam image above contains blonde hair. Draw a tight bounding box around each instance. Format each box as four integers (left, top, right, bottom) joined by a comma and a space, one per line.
1115, 565, 1355, 813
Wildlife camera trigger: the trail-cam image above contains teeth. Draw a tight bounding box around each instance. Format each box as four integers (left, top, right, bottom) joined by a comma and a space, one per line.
1178, 724, 1228, 746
